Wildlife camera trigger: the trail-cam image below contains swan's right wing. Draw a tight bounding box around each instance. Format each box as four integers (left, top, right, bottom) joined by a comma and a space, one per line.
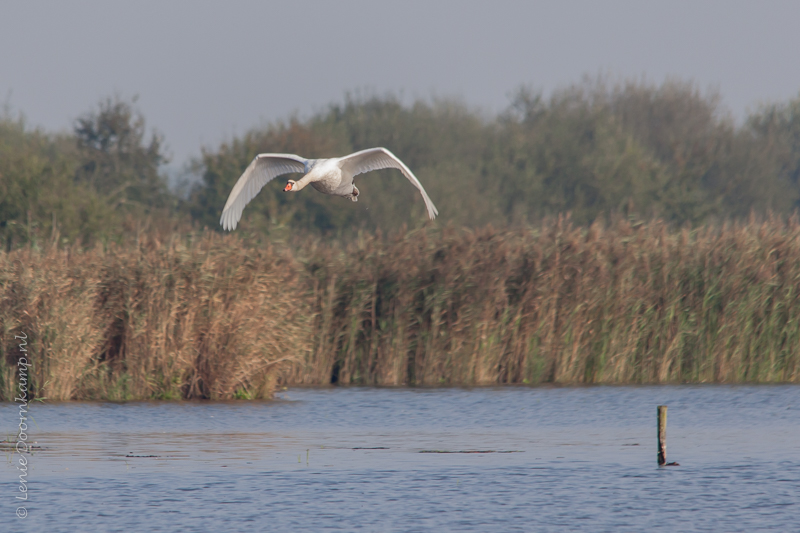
220, 154, 308, 230
338, 147, 438, 220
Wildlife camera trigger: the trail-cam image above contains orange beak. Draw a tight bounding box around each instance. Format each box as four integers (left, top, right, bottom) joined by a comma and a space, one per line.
284, 183, 292, 192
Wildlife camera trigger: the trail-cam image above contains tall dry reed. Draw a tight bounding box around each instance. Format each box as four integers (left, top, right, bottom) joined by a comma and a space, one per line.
3, 215, 800, 401
0, 234, 311, 400
285, 214, 800, 386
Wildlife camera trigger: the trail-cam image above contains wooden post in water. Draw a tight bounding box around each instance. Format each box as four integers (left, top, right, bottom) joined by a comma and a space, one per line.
657, 405, 667, 466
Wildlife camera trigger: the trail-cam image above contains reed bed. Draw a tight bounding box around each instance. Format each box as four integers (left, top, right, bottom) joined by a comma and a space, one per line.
288, 215, 800, 386
0, 234, 311, 400
3, 216, 800, 400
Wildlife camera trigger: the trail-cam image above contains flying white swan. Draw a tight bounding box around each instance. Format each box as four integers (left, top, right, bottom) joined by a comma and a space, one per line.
219, 147, 438, 230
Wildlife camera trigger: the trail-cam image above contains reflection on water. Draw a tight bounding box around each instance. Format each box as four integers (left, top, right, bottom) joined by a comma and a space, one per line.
3, 386, 799, 531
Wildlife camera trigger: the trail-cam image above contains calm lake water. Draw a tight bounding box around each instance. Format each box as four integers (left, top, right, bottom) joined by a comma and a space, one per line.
2, 386, 799, 532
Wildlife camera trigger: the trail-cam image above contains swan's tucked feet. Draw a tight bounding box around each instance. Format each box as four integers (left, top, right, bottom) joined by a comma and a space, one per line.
350, 186, 360, 202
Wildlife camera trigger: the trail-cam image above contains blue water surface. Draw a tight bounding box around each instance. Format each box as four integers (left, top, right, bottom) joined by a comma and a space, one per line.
2, 385, 798, 532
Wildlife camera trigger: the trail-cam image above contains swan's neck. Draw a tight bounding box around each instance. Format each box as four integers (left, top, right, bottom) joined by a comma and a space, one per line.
294, 174, 316, 191
294, 158, 332, 190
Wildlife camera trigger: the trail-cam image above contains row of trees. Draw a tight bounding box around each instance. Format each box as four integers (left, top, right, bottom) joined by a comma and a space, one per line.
3, 78, 800, 248
0, 96, 170, 249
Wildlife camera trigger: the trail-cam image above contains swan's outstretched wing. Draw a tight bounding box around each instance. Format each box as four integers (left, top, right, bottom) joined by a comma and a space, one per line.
338, 147, 438, 220
220, 154, 308, 230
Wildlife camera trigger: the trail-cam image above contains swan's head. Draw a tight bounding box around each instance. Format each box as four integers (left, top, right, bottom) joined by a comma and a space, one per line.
284, 180, 297, 192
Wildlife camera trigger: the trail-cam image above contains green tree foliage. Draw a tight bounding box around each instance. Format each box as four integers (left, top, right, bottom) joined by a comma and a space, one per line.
747, 94, 800, 205
74, 96, 168, 208
4, 80, 800, 249
491, 86, 670, 224
0, 97, 170, 249
603, 79, 796, 219
0, 115, 115, 249
187, 80, 800, 234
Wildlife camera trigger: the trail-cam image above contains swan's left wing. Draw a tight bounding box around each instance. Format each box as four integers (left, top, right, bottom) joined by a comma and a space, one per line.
338, 147, 438, 220
220, 153, 309, 230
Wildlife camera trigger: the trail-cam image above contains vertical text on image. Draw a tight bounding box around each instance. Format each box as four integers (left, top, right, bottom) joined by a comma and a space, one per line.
14, 332, 31, 519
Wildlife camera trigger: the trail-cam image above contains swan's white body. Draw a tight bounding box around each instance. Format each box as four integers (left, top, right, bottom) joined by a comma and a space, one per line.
220, 147, 438, 231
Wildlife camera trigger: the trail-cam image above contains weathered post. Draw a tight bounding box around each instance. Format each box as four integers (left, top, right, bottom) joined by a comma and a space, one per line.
657, 405, 667, 466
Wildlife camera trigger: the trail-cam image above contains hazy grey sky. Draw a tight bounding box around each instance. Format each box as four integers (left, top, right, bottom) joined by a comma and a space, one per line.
3, 0, 800, 166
